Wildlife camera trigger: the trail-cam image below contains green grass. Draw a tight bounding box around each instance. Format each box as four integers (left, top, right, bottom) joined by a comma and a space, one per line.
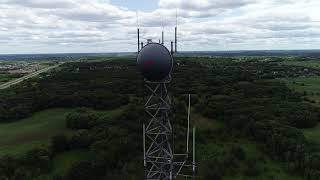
193, 113, 224, 130
280, 59, 320, 69
304, 124, 320, 143
236, 142, 302, 180
51, 149, 92, 175
0, 73, 19, 84
281, 76, 320, 153
36, 149, 92, 179
198, 140, 303, 180
0, 107, 124, 157
0, 108, 70, 156
282, 76, 320, 104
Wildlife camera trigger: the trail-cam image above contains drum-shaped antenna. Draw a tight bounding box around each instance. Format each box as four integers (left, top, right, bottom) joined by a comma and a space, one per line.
137, 43, 173, 82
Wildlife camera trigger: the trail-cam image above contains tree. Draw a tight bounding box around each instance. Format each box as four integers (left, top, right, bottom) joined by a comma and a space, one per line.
51, 135, 69, 153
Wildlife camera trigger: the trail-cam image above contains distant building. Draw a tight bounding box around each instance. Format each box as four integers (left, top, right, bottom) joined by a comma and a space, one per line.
147, 39, 152, 44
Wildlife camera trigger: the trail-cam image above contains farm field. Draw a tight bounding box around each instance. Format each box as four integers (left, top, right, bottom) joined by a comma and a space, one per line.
304, 124, 320, 143
0, 107, 124, 157
0, 108, 70, 156
280, 59, 320, 69
282, 76, 320, 104
51, 149, 92, 176
279, 59, 320, 103
280, 59, 320, 157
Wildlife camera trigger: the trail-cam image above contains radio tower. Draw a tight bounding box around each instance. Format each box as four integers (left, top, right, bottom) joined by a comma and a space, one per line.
137, 44, 196, 179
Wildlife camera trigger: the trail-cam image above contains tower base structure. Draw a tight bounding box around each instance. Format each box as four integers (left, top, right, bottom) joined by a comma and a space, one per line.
143, 78, 196, 180
143, 79, 174, 180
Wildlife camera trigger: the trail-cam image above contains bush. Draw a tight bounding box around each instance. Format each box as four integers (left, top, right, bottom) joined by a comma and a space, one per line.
230, 146, 246, 161
66, 108, 98, 130
51, 135, 69, 153
244, 158, 260, 177
64, 161, 93, 180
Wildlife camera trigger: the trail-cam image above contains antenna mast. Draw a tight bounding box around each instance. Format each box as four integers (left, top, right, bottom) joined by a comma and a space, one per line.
137, 12, 140, 52
162, 14, 165, 45
175, 8, 178, 53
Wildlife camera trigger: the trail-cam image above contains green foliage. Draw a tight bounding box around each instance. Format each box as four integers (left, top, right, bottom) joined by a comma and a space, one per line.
64, 161, 93, 180
51, 135, 69, 154
0, 60, 133, 122
0, 108, 70, 157
0, 57, 319, 179
66, 108, 98, 130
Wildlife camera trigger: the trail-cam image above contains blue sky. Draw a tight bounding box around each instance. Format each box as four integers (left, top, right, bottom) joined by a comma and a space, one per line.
0, 0, 319, 54
110, 0, 159, 11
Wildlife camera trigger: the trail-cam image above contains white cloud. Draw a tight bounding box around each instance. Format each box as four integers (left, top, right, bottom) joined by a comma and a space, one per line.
0, 0, 319, 54
159, 0, 255, 10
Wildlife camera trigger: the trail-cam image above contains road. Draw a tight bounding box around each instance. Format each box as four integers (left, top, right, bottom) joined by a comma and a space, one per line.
0, 64, 62, 90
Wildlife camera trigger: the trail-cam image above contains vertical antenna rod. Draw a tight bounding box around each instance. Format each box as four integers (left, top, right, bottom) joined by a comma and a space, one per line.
162, 31, 164, 45
175, 8, 178, 53
161, 12, 165, 45
175, 27, 177, 53
174, 8, 178, 53
138, 28, 140, 52
143, 124, 146, 167
137, 12, 140, 52
171, 41, 174, 54
187, 94, 191, 153
193, 127, 196, 180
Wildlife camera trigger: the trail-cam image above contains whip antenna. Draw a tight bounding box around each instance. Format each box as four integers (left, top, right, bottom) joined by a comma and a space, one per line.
175, 8, 178, 53
137, 11, 140, 52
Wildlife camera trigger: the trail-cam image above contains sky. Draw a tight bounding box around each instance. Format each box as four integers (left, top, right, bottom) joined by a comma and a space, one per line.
0, 0, 319, 54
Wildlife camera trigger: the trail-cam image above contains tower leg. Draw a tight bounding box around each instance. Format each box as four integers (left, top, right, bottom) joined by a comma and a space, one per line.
144, 81, 174, 180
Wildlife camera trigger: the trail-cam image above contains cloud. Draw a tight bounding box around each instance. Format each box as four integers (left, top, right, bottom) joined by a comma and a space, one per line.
4, 0, 75, 9
0, 0, 319, 54
159, 0, 255, 10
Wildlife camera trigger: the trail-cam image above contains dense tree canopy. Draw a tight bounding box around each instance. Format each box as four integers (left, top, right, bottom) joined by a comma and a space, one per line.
0, 57, 319, 179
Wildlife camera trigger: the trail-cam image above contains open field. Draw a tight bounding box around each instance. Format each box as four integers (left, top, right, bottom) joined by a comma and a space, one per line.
199, 141, 303, 180
303, 124, 320, 154
303, 124, 320, 144
0, 108, 70, 156
281, 76, 320, 104
280, 59, 320, 69
0, 107, 124, 157
51, 149, 92, 175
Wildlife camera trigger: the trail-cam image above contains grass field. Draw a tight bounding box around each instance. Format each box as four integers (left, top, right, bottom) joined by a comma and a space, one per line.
51, 149, 92, 175
0, 108, 70, 156
0, 107, 124, 157
303, 124, 320, 154
282, 76, 320, 104
304, 124, 320, 143
281, 76, 320, 152
198, 141, 303, 180
35, 149, 92, 179
0, 73, 20, 84
280, 59, 320, 69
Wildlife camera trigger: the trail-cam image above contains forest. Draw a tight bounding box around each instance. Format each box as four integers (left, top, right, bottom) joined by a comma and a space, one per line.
0, 56, 319, 180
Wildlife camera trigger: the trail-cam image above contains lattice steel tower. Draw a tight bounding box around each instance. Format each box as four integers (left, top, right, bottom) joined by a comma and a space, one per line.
137, 43, 196, 180
143, 79, 173, 179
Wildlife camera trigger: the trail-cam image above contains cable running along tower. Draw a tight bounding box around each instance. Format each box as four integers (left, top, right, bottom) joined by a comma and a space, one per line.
136, 10, 196, 180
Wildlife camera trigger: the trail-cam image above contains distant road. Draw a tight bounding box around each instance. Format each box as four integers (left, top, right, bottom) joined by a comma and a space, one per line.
0, 64, 62, 90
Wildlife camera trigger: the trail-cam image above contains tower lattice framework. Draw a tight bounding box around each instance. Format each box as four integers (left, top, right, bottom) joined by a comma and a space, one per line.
143, 79, 174, 180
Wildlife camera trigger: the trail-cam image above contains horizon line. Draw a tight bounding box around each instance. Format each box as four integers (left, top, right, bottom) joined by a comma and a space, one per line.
1, 49, 320, 56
